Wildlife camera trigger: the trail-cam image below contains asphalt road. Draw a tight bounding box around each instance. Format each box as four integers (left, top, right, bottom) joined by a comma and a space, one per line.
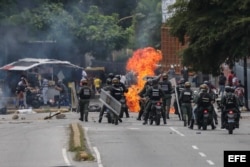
0, 103, 250, 167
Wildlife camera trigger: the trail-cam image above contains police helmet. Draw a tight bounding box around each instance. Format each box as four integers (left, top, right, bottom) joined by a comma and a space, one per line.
112, 77, 120, 85
106, 78, 112, 85
200, 84, 207, 90
162, 73, 168, 80
184, 81, 191, 88
115, 75, 121, 80
147, 79, 153, 86
108, 73, 114, 79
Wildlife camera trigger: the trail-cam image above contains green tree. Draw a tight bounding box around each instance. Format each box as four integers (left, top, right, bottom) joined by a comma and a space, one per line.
167, 0, 250, 75
0, 1, 132, 61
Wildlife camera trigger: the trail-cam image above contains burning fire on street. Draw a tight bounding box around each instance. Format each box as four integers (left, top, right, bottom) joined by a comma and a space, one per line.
125, 47, 163, 112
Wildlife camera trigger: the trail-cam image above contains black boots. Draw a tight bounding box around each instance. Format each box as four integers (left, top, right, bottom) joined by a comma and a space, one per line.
189, 119, 194, 129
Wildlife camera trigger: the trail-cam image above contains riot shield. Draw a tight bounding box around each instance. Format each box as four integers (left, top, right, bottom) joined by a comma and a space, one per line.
99, 89, 121, 116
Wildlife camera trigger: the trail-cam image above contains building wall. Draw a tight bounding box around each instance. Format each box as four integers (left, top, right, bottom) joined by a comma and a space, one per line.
161, 26, 187, 74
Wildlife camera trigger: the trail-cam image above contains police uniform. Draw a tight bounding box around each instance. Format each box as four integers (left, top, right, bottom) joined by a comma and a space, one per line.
159, 78, 172, 119
143, 81, 166, 125
78, 82, 92, 122
179, 84, 193, 126
220, 88, 241, 128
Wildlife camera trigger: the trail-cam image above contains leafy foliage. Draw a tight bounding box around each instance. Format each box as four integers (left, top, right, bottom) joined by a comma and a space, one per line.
167, 0, 250, 75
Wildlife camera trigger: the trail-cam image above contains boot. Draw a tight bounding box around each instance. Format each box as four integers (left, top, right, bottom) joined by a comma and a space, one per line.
143, 120, 147, 125
211, 123, 216, 130
183, 120, 187, 127
189, 119, 194, 129
98, 117, 102, 123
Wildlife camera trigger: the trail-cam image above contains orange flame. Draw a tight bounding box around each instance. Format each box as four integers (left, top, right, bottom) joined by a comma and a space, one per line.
125, 47, 163, 112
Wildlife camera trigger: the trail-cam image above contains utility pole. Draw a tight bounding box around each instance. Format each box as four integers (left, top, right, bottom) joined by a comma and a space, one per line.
243, 56, 249, 110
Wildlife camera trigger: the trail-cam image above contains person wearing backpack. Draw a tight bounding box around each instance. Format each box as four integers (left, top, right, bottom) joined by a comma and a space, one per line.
159, 73, 173, 120
218, 72, 227, 97
220, 86, 241, 129
78, 79, 92, 122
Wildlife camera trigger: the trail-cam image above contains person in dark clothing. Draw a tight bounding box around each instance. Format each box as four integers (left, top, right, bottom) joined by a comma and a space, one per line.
78, 79, 92, 122
218, 72, 227, 97
114, 75, 129, 118
173, 78, 185, 120
137, 79, 153, 120
109, 77, 124, 125
142, 79, 166, 125
98, 78, 113, 123
55, 80, 71, 109
181, 66, 189, 82
190, 84, 216, 130
159, 73, 173, 120
220, 86, 241, 129
179, 82, 193, 127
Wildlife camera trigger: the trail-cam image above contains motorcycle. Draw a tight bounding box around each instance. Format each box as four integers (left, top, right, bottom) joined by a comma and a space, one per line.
224, 109, 238, 134
26, 88, 43, 109
197, 108, 214, 130
149, 101, 162, 125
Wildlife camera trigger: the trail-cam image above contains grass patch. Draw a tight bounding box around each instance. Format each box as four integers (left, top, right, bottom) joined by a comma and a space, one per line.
69, 123, 95, 161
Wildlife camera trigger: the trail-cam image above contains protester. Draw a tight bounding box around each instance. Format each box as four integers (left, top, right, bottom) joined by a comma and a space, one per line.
227, 71, 234, 86
218, 72, 227, 97
15, 76, 28, 108
55, 80, 71, 109
167, 65, 176, 79
41, 76, 49, 105
181, 66, 189, 82
93, 76, 102, 95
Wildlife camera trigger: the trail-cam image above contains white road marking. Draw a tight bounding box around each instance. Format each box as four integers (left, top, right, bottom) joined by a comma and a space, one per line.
93, 147, 104, 167
192, 145, 199, 150
199, 152, 207, 157
128, 128, 140, 130
169, 127, 185, 136
207, 160, 215, 165
62, 148, 71, 166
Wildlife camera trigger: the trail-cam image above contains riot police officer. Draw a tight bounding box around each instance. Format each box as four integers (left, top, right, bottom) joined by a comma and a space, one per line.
173, 78, 185, 120
137, 79, 153, 120
159, 73, 173, 120
204, 80, 218, 125
114, 75, 129, 118
110, 77, 124, 125
98, 78, 113, 123
179, 82, 193, 127
220, 86, 241, 128
195, 84, 216, 129
142, 79, 166, 125
78, 79, 92, 122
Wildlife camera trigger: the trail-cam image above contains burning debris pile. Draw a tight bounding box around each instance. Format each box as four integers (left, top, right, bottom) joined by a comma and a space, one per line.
125, 47, 163, 112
